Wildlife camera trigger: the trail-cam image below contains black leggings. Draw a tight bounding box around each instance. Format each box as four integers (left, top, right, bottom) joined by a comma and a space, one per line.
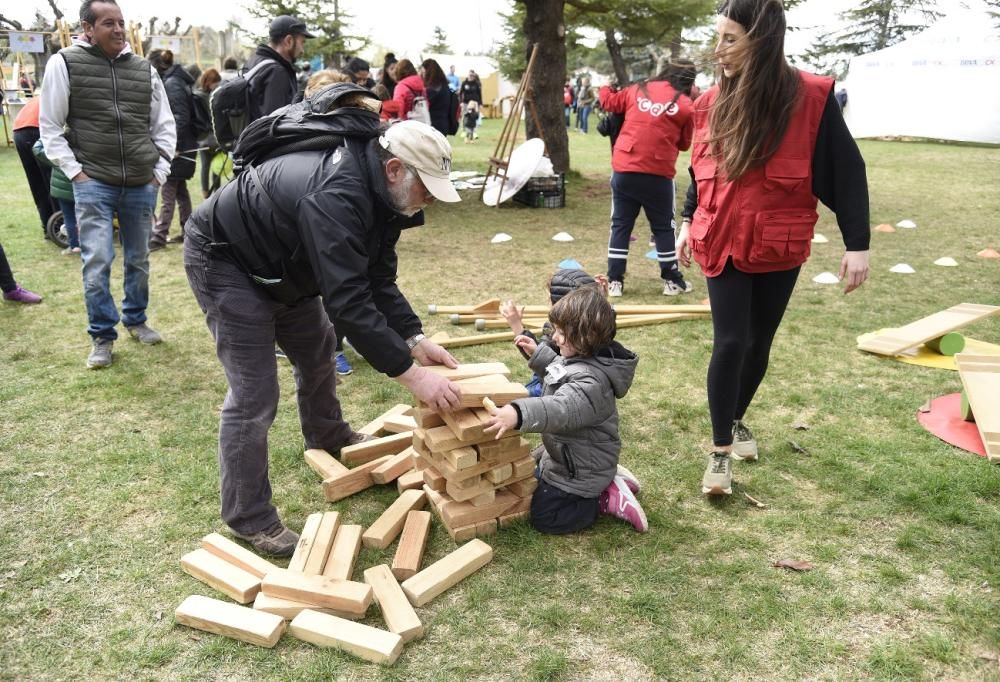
0, 242, 17, 293
705, 259, 800, 446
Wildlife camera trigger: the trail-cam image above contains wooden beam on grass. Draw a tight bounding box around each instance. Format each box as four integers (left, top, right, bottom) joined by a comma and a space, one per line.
391, 511, 432, 581
304, 448, 348, 479
357, 404, 414, 436
401, 539, 494, 607
323, 524, 363, 581
261, 568, 372, 616
363, 564, 424, 643
200, 533, 277, 579
322, 455, 394, 502
289, 610, 403, 665
252, 592, 362, 621
611, 303, 711, 315
302, 512, 340, 576
341, 432, 413, 466
362, 489, 427, 550
176, 595, 286, 648
287, 513, 323, 573
180, 549, 260, 604
371, 447, 416, 484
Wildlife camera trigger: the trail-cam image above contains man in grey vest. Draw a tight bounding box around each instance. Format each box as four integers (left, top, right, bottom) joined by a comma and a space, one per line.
40, 0, 176, 369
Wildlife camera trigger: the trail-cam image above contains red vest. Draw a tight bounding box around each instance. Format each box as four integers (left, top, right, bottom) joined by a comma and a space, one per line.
599, 82, 694, 179
689, 71, 833, 276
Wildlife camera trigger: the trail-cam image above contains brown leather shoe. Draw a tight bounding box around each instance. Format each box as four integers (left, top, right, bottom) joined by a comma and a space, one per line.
230, 521, 299, 558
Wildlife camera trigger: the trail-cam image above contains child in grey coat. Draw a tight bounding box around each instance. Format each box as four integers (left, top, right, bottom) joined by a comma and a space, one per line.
485, 286, 647, 534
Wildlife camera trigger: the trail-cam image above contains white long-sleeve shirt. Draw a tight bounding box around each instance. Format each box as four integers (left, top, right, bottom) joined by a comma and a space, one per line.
39, 39, 176, 185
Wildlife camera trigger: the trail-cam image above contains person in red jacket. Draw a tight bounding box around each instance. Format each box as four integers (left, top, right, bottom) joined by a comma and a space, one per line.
392, 59, 427, 121
675, 0, 870, 496
599, 62, 696, 297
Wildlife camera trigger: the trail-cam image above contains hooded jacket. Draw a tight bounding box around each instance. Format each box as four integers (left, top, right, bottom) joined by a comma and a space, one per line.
512, 340, 638, 498
245, 44, 298, 118
392, 74, 427, 121
161, 63, 197, 180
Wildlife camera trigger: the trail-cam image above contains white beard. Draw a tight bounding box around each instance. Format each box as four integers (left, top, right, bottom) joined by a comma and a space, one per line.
388, 169, 423, 217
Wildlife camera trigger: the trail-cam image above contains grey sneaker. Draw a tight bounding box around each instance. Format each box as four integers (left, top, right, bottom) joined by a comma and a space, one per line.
608, 280, 624, 297
126, 323, 162, 345
731, 420, 759, 461
231, 521, 300, 558
87, 338, 114, 369
702, 451, 733, 495
333, 432, 377, 456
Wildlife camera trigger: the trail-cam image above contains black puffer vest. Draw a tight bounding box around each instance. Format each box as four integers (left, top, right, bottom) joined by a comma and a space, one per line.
61, 43, 159, 186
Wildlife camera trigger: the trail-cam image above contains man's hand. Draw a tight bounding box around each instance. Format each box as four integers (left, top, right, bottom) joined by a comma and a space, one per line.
514, 334, 537, 357
411, 339, 458, 369
395, 364, 462, 411
72, 171, 91, 183
500, 299, 525, 334
839, 250, 870, 294
483, 404, 518, 439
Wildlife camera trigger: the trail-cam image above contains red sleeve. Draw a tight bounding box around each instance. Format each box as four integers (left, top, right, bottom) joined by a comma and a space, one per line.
393, 82, 414, 120
598, 85, 631, 114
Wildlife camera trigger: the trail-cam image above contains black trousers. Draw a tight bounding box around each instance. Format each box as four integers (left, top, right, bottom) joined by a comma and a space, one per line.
13, 127, 56, 234
0, 242, 17, 292
705, 259, 800, 446
530, 472, 599, 535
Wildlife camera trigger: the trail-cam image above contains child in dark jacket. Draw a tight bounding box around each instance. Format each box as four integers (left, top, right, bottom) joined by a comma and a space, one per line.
485, 286, 647, 534
462, 101, 479, 143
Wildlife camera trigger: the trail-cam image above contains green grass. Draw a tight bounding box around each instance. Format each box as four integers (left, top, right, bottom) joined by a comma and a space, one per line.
1, 120, 999, 680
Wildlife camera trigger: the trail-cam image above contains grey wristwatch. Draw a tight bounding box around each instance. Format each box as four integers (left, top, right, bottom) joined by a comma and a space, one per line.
405, 333, 427, 351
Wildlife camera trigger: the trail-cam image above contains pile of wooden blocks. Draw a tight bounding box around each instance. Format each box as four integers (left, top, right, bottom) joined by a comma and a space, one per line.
410, 370, 539, 542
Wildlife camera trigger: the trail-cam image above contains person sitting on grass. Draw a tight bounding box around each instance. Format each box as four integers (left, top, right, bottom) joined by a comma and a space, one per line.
484, 285, 647, 534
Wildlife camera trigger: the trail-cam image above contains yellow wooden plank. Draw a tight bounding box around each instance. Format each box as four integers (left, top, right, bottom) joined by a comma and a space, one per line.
858, 304, 1000, 356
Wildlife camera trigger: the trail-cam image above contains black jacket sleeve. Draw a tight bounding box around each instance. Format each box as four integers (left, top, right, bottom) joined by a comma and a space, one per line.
255, 63, 295, 117
681, 92, 870, 252
367, 226, 423, 342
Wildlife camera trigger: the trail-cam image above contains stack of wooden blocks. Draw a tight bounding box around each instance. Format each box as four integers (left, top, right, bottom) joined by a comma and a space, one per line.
410, 366, 539, 542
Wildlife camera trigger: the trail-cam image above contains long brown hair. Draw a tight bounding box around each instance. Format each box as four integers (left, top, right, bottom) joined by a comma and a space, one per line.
708, 0, 799, 180
395, 59, 417, 80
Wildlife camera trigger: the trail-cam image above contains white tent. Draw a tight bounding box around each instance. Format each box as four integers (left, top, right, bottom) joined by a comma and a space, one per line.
841, 7, 1000, 143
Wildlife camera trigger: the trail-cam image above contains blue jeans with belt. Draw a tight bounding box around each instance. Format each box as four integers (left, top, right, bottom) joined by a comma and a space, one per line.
72, 178, 157, 340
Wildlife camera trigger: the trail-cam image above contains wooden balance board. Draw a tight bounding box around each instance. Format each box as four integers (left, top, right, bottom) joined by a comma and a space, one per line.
857, 303, 1000, 356
954, 354, 1000, 463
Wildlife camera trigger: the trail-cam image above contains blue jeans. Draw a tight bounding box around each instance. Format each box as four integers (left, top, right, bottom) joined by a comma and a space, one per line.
578, 105, 592, 133
607, 171, 679, 283
57, 198, 79, 249
73, 178, 157, 340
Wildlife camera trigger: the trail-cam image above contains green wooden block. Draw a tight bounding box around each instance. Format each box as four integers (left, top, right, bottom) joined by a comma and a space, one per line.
926, 332, 965, 356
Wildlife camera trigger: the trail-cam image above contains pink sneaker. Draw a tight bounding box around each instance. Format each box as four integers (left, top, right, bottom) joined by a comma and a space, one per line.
3, 285, 42, 304
615, 464, 641, 494
598, 476, 649, 532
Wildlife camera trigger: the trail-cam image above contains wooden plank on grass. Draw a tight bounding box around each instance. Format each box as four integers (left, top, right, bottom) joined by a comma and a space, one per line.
363, 564, 424, 642
362, 489, 427, 549
396, 468, 425, 492
200, 532, 277, 579
322, 455, 394, 502
357, 404, 413, 436
287, 513, 323, 572
176, 595, 285, 648
302, 512, 340, 576
323, 524, 363, 581
857, 303, 1000, 356
391, 511, 431, 581
180, 549, 260, 604
252, 592, 362, 620
401, 539, 494, 607
304, 448, 348, 479
261, 568, 372, 616
955, 353, 1000, 462
611, 303, 711, 315
289, 610, 403, 665
341, 432, 413, 466
371, 447, 416, 484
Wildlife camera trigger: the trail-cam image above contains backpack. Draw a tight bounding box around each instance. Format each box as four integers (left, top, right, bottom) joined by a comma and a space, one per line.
210, 58, 276, 151
191, 91, 213, 139
447, 89, 460, 135
409, 95, 432, 126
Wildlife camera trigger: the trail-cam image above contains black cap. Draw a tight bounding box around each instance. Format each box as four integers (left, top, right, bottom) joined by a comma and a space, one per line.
269, 15, 315, 41
344, 57, 370, 75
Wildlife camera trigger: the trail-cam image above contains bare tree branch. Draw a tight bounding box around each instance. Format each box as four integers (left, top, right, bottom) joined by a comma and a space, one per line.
47, 0, 64, 20
0, 14, 25, 30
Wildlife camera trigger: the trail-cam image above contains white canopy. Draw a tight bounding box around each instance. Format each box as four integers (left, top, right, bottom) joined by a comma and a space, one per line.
841, 8, 1000, 143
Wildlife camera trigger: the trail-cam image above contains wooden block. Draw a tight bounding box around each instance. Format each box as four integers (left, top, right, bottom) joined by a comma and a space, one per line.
440, 407, 490, 442
412, 449, 429, 470
420, 424, 498, 453
421, 362, 512, 381
469, 490, 496, 507
486, 464, 512, 484
475, 519, 498, 537
252, 592, 362, 621
382, 414, 418, 433
511, 454, 536, 479
447, 523, 478, 542
289, 609, 403, 665
180, 548, 261, 604
304, 448, 349, 479
362, 489, 427, 550
446, 475, 495, 502
611, 303, 711, 315
441, 489, 519, 528
477, 436, 531, 462
426, 298, 503, 315
505, 493, 532, 516
435, 330, 522, 350
200, 532, 277, 579
498, 511, 530, 528
858, 303, 999, 356
391, 511, 432, 581
176, 595, 285, 648
358, 404, 413, 436
363, 565, 424, 643
341, 432, 413, 466
371, 447, 416, 484
323, 524, 363, 580
955, 353, 1000, 462
422, 465, 447, 492
287, 512, 323, 573
261, 568, 373, 616
505, 476, 538, 498
302, 512, 340, 576
450, 473, 482, 490
422, 484, 448, 516
396, 468, 425, 492
413, 406, 445, 429
401, 539, 494, 607
476, 316, 548, 330
322, 455, 393, 502
613, 313, 707, 329
454, 375, 529, 408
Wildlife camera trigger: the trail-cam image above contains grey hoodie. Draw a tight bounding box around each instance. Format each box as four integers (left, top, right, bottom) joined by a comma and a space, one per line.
512, 340, 638, 498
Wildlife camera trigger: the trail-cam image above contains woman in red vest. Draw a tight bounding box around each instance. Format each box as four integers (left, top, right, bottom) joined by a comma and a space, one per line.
675, 0, 870, 496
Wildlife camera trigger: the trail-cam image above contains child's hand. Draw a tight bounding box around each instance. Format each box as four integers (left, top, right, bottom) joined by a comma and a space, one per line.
500, 299, 525, 334
594, 274, 610, 296
483, 404, 518, 439
514, 334, 537, 357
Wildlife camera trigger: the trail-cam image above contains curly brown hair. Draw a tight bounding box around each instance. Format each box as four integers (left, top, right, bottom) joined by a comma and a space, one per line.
548, 286, 616, 357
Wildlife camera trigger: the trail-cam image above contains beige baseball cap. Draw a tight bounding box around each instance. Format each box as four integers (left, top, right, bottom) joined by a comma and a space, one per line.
378, 120, 461, 203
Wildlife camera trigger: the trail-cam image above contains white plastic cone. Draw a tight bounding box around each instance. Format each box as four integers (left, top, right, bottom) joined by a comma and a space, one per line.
490, 233, 513, 244
890, 263, 916, 273
812, 272, 839, 284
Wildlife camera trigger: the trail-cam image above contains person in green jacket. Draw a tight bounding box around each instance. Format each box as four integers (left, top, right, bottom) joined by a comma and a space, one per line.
33, 139, 80, 254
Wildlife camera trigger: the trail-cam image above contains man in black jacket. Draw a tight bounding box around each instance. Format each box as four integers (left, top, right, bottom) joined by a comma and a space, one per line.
245, 15, 313, 118
183, 117, 463, 556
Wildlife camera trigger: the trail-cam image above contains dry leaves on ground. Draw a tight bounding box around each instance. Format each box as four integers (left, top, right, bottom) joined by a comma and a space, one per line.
772, 559, 814, 572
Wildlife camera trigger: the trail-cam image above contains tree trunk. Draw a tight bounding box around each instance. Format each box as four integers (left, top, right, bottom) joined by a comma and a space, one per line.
604, 28, 629, 84
522, 0, 569, 173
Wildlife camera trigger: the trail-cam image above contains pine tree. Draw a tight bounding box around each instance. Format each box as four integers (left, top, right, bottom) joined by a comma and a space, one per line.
425, 26, 451, 54
247, 0, 369, 68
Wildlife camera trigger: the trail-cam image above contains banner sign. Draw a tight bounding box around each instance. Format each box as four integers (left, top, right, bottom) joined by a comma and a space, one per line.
148, 35, 181, 52
8, 32, 46, 53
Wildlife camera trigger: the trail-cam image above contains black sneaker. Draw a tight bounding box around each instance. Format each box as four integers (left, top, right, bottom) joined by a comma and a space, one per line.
231, 521, 299, 558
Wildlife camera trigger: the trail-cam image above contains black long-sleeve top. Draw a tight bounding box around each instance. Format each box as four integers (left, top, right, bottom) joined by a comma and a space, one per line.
681, 91, 870, 251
